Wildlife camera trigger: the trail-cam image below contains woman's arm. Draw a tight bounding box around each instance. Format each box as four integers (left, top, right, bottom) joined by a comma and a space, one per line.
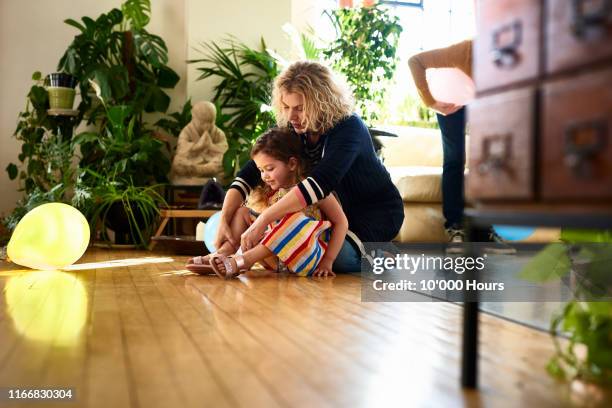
408, 40, 472, 111
315, 194, 349, 272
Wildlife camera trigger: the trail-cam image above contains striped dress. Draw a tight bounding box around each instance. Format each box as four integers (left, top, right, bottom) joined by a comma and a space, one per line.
256, 188, 331, 277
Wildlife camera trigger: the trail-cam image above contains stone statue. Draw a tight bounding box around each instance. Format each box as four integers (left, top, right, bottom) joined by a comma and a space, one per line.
170, 101, 228, 185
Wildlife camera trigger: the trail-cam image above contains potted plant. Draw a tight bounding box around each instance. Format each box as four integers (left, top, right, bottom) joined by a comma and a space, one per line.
83, 172, 166, 247
520, 229, 612, 398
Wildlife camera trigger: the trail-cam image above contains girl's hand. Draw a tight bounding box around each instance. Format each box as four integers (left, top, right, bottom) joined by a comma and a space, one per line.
214, 216, 237, 250
241, 216, 267, 251
312, 258, 336, 278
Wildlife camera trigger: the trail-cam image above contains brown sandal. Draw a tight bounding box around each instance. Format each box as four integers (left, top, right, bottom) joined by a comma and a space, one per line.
210, 253, 248, 279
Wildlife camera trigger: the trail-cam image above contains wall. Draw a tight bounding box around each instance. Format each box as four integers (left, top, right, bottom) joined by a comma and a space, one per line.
186, 0, 291, 103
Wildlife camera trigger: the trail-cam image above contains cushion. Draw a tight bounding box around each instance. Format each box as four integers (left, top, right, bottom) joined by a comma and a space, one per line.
387, 166, 442, 203
380, 126, 443, 167
394, 203, 448, 242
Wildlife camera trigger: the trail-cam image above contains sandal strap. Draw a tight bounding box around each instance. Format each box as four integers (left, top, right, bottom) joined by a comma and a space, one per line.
234, 255, 247, 272
221, 257, 235, 277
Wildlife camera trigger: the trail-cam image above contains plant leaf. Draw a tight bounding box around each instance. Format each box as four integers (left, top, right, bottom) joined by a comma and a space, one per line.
519, 244, 572, 282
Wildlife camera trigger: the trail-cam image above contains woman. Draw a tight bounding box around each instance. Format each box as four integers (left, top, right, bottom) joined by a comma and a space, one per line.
217, 61, 404, 272
408, 40, 471, 244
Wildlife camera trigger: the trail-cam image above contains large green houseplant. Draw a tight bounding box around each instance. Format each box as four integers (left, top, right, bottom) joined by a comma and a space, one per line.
58, 0, 179, 126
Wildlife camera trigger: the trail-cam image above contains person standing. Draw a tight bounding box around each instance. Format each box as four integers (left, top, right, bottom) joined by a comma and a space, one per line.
408, 40, 472, 243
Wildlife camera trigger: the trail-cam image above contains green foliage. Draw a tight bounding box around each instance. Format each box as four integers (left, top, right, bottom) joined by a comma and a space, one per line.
520, 230, 612, 384
8, 73, 77, 196
2, 185, 67, 231
189, 38, 279, 177
4, 0, 179, 247
547, 301, 612, 384
323, 4, 402, 125
58, 0, 178, 125
155, 99, 193, 137
74, 101, 169, 187
82, 170, 166, 248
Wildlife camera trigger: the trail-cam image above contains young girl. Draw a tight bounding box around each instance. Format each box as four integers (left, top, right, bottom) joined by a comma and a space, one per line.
186, 127, 348, 279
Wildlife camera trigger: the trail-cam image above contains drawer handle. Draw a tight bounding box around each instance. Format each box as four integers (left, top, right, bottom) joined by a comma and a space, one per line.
478, 134, 513, 175
564, 119, 608, 178
491, 20, 522, 68
572, 0, 612, 40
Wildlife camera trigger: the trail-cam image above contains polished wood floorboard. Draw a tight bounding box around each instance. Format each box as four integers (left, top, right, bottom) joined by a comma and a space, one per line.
0, 248, 607, 408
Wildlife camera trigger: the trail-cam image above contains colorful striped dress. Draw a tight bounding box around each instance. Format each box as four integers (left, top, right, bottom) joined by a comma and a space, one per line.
254, 188, 332, 276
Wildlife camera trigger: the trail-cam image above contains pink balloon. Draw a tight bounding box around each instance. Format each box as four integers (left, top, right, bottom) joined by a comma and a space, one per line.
426, 68, 475, 106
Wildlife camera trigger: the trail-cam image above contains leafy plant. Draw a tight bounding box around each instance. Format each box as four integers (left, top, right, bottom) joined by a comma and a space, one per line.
74, 82, 169, 187
82, 169, 166, 248
520, 230, 612, 385
154, 99, 193, 137
4, 0, 179, 245
189, 38, 279, 177
7, 72, 77, 195
324, 3, 402, 125
58, 0, 179, 126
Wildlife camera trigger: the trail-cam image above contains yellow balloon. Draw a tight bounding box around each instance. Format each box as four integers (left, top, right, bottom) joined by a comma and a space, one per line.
7, 203, 90, 270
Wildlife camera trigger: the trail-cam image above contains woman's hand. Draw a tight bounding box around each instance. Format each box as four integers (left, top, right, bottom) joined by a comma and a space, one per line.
431, 101, 462, 116
312, 258, 336, 278
240, 216, 267, 251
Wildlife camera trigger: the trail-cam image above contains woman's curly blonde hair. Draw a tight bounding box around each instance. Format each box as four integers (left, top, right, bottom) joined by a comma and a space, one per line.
271, 61, 354, 134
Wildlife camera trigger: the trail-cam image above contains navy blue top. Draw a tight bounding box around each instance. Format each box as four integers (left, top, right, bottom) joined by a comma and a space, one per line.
229, 114, 404, 243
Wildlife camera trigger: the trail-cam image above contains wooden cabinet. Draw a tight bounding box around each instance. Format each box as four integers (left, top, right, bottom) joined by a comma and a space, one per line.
474, 0, 542, 92
467, 87, 536, 200
468, 0, 612, 207
541, 67, 612, 199
546, 0, 612, 75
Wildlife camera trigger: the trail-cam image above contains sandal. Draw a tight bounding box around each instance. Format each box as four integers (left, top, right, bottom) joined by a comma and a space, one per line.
210, 253, 248, 280
185, 254, 215, 275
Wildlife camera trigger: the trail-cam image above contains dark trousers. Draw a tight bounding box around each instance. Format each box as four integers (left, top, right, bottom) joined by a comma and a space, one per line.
436, 107, 466, 229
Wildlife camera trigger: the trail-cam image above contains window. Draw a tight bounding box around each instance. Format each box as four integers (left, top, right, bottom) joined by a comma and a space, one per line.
378, 0, 475, 127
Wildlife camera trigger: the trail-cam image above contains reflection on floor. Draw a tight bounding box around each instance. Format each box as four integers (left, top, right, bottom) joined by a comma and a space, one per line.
0, 248, 607, 408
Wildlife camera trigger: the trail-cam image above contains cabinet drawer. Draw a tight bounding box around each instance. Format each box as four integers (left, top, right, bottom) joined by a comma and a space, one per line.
541, 68, 612, 200
546, 0, 612, 75
467, 87, 536, 201
474, 0, 542, 93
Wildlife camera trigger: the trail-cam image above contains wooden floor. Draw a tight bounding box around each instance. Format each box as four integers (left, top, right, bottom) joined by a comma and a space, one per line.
0, 248, 606, 408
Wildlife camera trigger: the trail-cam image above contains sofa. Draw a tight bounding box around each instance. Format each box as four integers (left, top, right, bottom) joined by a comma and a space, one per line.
381, 126, 448, 243
380, 126, 560, 243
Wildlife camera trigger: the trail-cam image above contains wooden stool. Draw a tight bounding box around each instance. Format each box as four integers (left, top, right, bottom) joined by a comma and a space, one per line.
149, 209, 218, 250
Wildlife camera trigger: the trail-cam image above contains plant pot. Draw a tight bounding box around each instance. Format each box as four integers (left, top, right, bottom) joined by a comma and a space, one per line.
104, 201, 149, 245
47, 87, 76, 110
46, 73, 77, 88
